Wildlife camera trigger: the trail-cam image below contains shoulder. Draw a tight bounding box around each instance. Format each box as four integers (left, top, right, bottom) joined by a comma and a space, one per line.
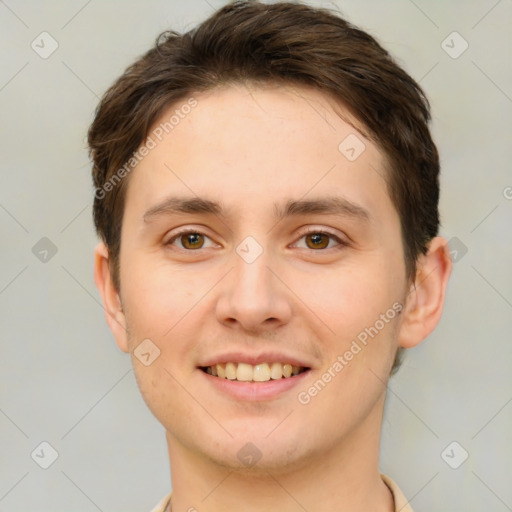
381, 474, 414, 512
149, 492, 172, 512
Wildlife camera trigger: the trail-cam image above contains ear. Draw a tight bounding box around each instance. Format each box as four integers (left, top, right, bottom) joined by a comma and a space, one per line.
398, 236, 452, 349
93, 242, 129, 353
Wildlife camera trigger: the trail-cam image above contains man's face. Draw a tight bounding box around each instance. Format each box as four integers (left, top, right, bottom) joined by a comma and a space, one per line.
116, 83, 409, 471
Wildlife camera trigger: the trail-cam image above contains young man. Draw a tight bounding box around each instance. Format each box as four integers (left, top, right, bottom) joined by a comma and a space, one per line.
90, 2, 452, 511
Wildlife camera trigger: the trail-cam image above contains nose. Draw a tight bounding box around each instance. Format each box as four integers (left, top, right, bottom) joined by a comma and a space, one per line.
215, 251, 293, 334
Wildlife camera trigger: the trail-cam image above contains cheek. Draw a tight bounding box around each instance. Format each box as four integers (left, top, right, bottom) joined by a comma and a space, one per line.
120, 254, 194, 334
121, 258, 211, 374
132, 359, 185, 429
300, 259, 402, 374
300, 263, 394, 330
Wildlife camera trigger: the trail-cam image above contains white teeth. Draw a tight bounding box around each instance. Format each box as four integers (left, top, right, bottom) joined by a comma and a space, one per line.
225, 362, 237, 380
270, 362, 282, 380
253, 363, 271, 382
216, 364, 225, 379
204, 362, 305, 381
236, 363, 253, 381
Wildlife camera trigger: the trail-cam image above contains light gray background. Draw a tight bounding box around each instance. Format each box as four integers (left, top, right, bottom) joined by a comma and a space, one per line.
1, 1, 511, 511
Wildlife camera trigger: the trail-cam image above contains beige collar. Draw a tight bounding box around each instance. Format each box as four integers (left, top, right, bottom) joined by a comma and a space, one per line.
154, 474, 413, 512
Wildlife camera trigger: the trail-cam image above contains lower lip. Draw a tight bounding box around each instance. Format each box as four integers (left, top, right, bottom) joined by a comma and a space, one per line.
198, 369, 311, 401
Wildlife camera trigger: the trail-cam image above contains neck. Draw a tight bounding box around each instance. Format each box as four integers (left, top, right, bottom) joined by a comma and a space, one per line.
166, 395, 394, 512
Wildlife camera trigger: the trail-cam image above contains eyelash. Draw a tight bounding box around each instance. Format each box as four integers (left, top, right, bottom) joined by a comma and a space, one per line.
165, 228, 348, 252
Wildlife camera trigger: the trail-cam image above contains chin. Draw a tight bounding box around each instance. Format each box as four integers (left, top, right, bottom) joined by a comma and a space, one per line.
198, 424, 314, 474
206, 444, 307, 475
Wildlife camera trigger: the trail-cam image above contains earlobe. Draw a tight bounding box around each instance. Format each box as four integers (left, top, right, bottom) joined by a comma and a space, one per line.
93, 242, 130, 353
397, 237, 452, 349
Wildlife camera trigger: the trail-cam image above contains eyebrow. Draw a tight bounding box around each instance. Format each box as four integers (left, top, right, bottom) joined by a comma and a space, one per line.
143, 195, 372, 224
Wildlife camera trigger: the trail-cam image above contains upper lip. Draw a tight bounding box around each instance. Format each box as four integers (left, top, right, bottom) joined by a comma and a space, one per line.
198, 351, 313, 369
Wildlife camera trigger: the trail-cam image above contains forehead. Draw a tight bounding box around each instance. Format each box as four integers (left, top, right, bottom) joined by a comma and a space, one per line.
164, 82, 370, 156
123, 82, 393, 224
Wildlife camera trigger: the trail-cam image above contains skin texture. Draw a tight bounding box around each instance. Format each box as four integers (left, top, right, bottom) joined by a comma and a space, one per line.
94, 83, 452, 511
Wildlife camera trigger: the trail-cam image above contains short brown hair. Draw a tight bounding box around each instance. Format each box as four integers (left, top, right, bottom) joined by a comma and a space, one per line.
89, 0, 440, 372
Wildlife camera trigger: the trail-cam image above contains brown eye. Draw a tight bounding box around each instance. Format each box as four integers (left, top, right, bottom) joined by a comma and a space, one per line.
180, 232, 204, 250
293, 230, 346, 251
166, 229, 218, 251
305, 233, 330, 249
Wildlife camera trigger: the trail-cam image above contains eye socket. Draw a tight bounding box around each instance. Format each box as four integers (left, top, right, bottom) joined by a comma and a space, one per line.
166, 230, 217, 250
165, 228, 347, 252
293, 229, 347, 250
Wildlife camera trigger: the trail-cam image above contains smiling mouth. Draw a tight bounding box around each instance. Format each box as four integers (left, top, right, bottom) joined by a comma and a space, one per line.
200, 362, 309, 382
